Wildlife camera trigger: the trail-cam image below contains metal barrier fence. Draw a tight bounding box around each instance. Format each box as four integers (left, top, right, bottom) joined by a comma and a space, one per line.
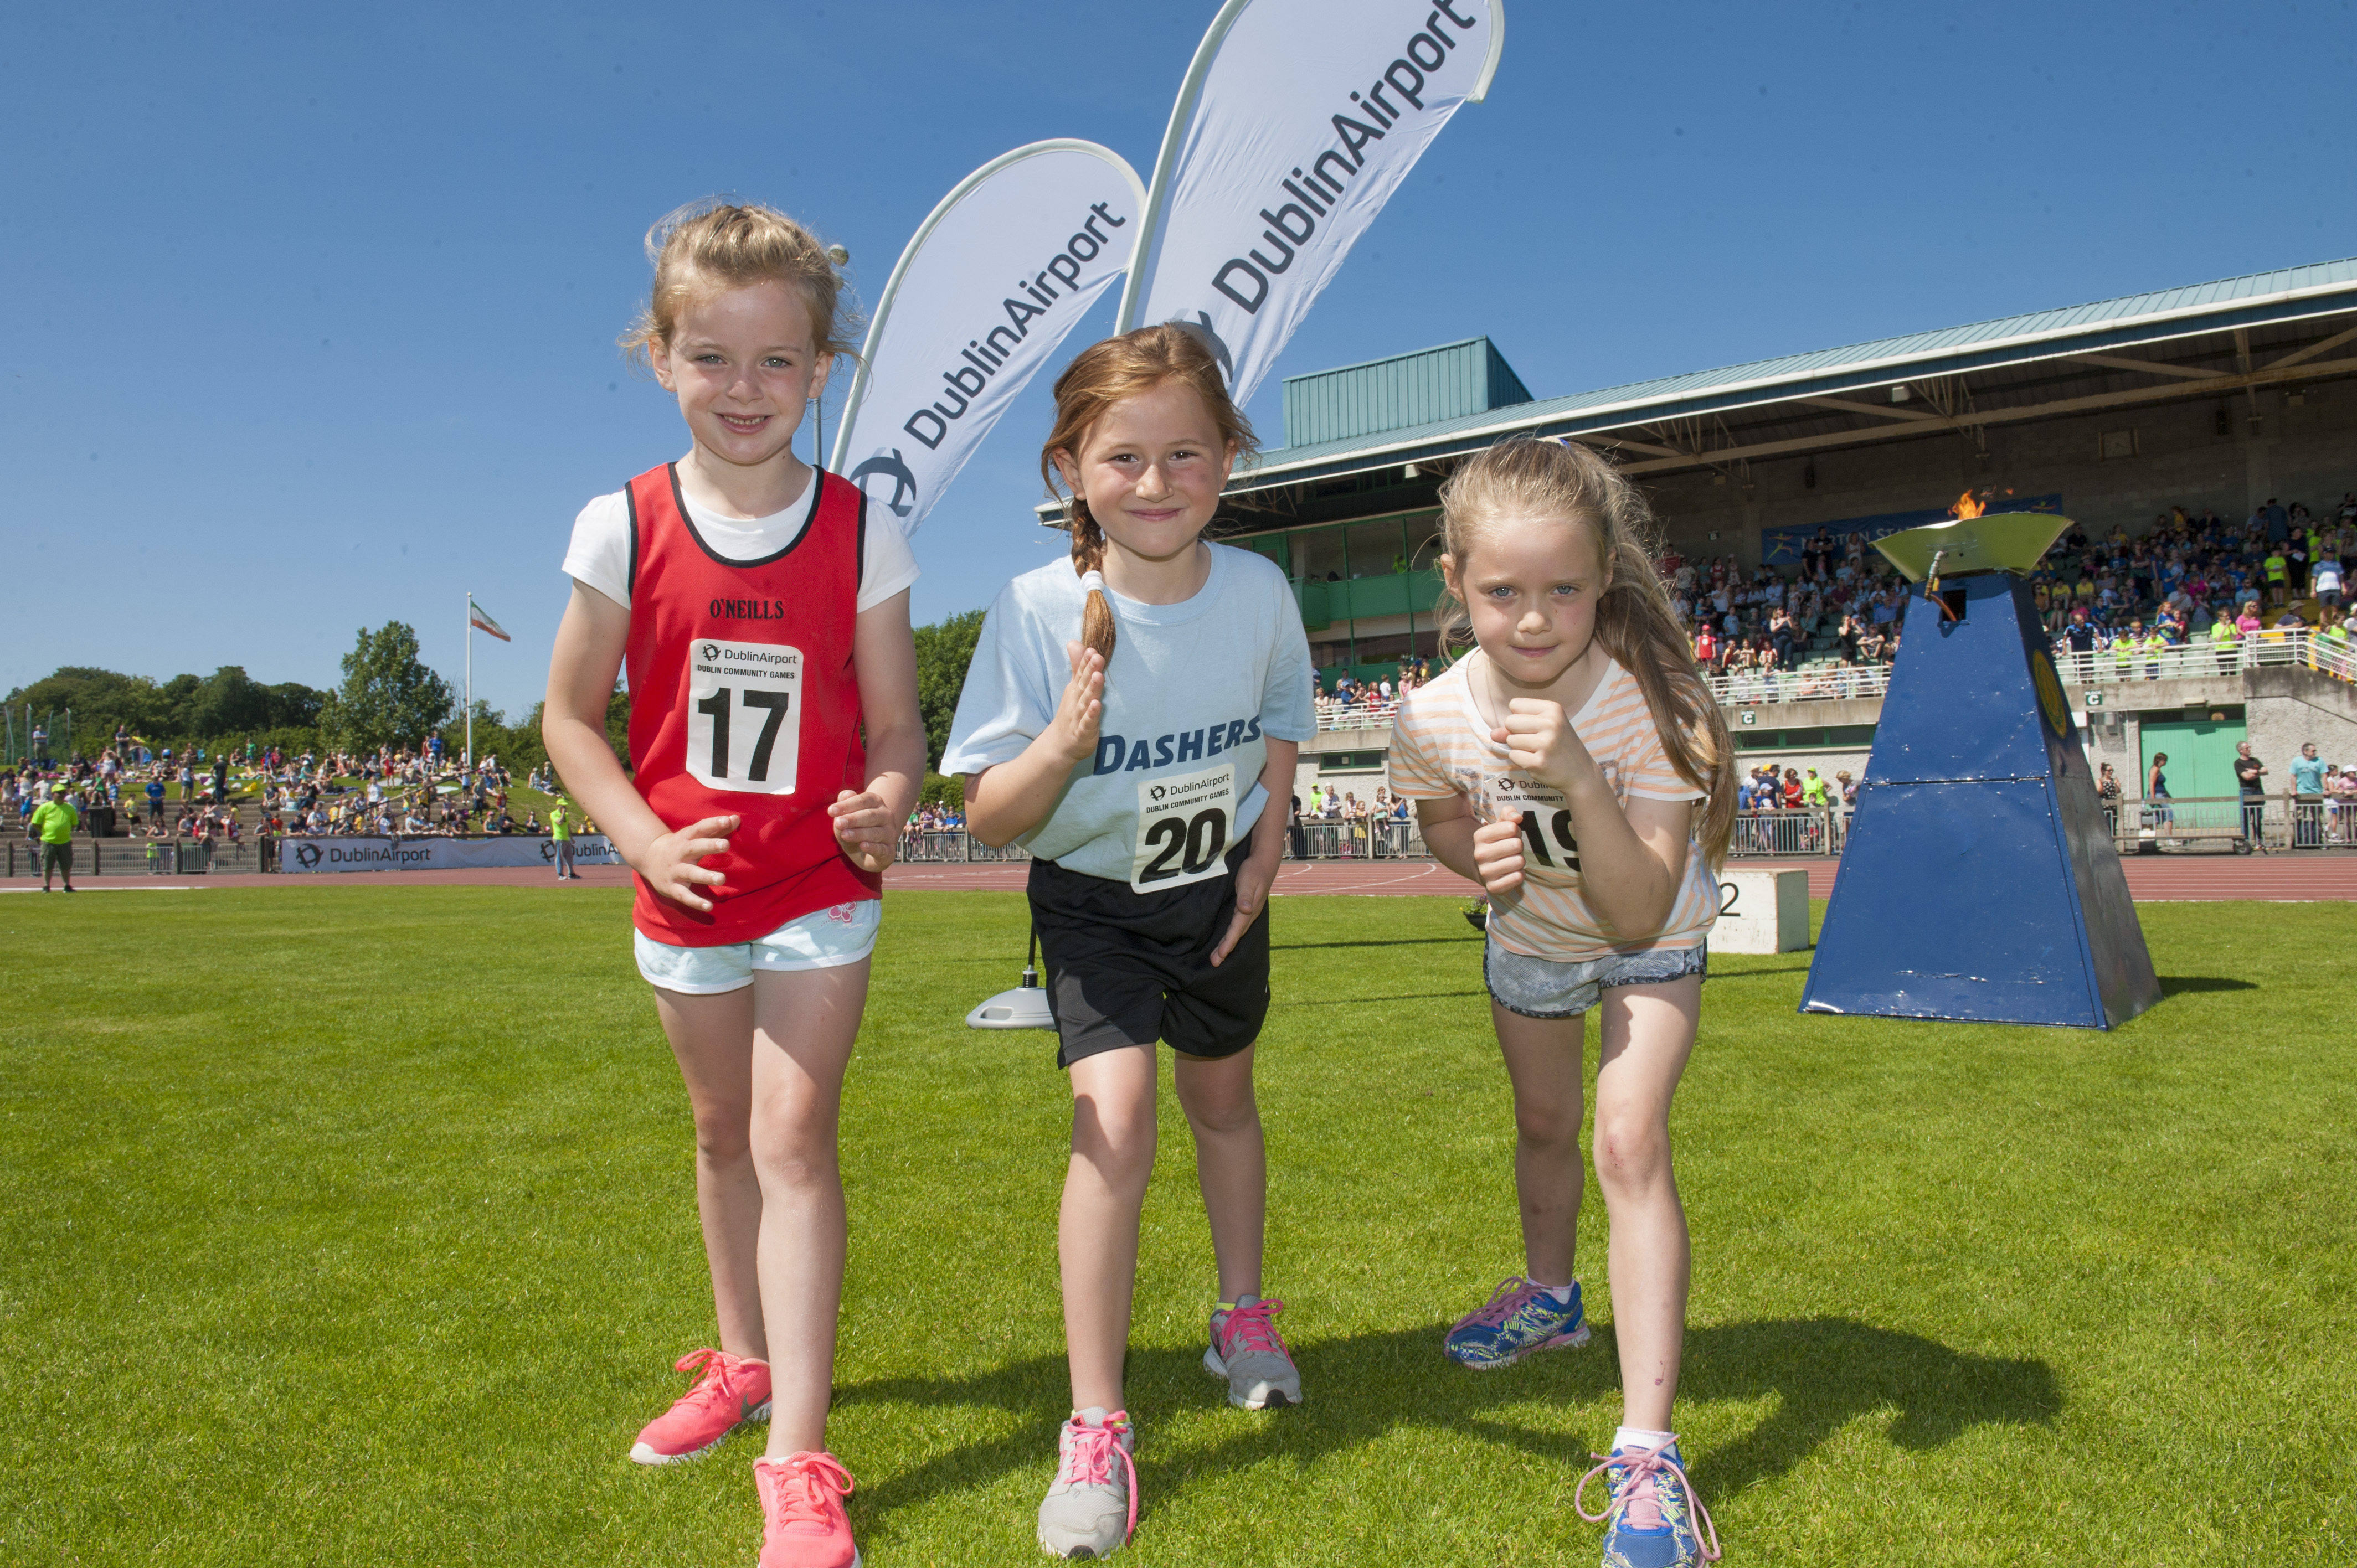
2053, 628, 2355, 686
3, 836, 269, 877
1310, 632, 2354, 731
1725, 809, 1847, 858
894, 831, 1033, 864
2111, 792, 2356, 853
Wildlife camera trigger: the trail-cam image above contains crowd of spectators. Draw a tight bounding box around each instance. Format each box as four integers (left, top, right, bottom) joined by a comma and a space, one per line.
2037, 497, 2353, 666
1313, 656, 1432, 725
4, 736, 564, 847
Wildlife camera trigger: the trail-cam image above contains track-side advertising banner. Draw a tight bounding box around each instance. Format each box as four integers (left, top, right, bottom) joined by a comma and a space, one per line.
830, 140, 1145, 537
1120, 0, 1504, 406
277, 835, 622, 874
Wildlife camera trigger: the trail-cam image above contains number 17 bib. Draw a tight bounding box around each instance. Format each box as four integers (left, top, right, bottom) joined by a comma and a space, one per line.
686, 638, 802, 795
1130, 762, 1234, 893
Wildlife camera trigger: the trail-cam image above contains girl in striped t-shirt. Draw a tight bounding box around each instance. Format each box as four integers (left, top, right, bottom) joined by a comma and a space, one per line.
1388, 436, 1736, 1568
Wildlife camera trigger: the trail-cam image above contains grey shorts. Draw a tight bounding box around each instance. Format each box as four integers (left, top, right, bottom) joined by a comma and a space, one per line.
1483, 937, 1706, 1019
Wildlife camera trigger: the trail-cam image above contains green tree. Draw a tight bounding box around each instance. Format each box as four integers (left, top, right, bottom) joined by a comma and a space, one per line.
324, 622, 452, 755
912, 607, 985, 769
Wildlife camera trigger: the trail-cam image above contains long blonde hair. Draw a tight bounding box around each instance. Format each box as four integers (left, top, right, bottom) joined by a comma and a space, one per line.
620, 199, 860, 368
1436, 436, 1737, 869
1040, 324, 1257, 668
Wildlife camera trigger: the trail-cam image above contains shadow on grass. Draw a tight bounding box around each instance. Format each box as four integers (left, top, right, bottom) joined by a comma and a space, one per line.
837, 1318, 2057, 1533
2157, 975, 2258, 994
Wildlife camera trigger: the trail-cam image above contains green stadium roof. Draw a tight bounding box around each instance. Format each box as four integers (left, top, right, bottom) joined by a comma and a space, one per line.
1234, 255, 2357, 487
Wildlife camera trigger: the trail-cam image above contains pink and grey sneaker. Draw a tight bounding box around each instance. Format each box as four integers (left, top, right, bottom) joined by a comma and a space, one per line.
754, 1451, 859, 1568
1576, 1436, 1721, 1568
1203, 1295, 1302, 1409
628, 1347, 772, 1465
1037, 1407, 1137, 1559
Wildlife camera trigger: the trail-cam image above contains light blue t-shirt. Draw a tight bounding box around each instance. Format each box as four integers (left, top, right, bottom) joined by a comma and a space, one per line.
941, 544, 1315, 884
2290, 755, 2327, 794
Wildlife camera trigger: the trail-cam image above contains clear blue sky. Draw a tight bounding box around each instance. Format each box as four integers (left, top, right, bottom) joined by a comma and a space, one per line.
5, 1, 2351, 718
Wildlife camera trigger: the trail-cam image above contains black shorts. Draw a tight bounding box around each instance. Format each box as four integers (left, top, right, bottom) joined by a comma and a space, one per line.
1027, 842, 1271, 1069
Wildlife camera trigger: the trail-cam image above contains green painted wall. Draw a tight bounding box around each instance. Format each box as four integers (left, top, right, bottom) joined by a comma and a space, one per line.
2140, 716, 2247, 798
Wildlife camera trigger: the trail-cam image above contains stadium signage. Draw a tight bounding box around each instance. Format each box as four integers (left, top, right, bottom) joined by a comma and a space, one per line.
277, 834, 622, 874
829, 141, 1146, 537
1119, 0, 1505, 404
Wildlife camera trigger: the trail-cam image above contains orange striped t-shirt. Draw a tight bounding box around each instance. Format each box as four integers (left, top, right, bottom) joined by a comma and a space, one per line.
1389, 653, 1717, 961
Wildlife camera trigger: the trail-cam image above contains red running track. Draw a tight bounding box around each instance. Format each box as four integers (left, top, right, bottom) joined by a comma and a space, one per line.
6, 854, 2349, 900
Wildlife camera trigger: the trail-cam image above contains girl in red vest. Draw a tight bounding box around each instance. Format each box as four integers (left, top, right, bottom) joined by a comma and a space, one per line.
544, 200, 922, 1568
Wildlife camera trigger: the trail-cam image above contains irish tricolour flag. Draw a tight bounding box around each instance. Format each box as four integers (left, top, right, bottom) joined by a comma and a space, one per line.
469, 598, 511, 642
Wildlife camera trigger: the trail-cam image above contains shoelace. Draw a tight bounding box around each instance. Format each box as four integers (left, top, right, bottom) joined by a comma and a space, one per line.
1218, 1298, 1290, 1358
1452, 1276, 1543, 1333
764, 1452, 855, 1532
1059, 1415, 1139, 1544
671, 1347, 738, 1411
1573, 1438, 1721, 1564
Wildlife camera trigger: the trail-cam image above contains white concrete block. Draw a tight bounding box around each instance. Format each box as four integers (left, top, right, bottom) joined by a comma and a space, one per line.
1712, 868, 1810, 953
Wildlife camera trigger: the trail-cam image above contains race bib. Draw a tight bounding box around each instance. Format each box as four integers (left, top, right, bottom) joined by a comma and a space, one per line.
1457, 764, 1580, 879
1130, 762, 1234, 894
685, 638, 802, 795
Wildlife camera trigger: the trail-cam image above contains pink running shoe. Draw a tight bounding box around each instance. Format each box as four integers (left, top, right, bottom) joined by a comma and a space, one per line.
629, 1347, 772, 1465
754, 1451, 859, 1568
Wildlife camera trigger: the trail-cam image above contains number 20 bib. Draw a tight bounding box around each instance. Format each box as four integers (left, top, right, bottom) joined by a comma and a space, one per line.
686, 638, 802, 794
1129, 762, 1234, 893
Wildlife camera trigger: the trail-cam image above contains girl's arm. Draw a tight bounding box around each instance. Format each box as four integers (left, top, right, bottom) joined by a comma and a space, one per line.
1498, 699, 1692, 940
963, 642, 1105, 848
543, 581, 738, 912
1414, 791, 1527, 894
827, 590, 924, 873
1208, 738, 1297, 966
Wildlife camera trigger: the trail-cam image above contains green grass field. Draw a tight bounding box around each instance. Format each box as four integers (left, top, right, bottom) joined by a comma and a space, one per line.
2, 886, 2350, 1566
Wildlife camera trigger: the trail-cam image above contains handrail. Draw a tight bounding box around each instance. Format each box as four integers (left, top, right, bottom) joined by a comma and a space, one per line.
1311, 630, 2353, 731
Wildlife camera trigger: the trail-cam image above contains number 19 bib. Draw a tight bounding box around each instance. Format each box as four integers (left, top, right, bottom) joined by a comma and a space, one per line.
686, 638, 802, 794
1130, 762, 1234, 893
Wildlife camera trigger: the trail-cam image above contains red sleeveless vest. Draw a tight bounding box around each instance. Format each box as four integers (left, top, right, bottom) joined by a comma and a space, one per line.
623, 462, 879, 945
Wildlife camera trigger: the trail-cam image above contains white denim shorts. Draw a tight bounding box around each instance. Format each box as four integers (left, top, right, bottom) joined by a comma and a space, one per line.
633, 899, 881, 995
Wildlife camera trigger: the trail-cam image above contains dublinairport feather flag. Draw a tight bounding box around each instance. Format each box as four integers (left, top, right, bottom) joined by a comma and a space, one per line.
468, 598, 511, 642
830, 140, 1146, 537
1118, 0, 1504, 406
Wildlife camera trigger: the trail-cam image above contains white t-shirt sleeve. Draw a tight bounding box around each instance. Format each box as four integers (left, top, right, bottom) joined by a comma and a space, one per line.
560, 491, 634, 607
1255, 564, 1317, 744
559, 478, 922, 612
937, 586, 1053, 777
856, 509, 920, 613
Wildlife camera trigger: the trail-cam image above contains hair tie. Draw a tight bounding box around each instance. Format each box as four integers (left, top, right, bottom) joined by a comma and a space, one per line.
1079, 570, 1107, 595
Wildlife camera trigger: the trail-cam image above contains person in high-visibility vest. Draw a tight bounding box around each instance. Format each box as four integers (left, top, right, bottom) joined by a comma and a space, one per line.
2263, 549, 2289, 606
31, 782, 78, 892
2111, 622, 2141, 677
2209, 610, 2241, 675
549, 797, 575, 881
2141, 626, 2169, 679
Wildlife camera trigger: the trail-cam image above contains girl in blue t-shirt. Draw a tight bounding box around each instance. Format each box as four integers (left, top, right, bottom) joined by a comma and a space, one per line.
941, 325, 1314, 1561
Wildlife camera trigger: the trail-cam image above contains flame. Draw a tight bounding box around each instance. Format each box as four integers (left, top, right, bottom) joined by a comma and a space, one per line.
1949, 489, 1987, 520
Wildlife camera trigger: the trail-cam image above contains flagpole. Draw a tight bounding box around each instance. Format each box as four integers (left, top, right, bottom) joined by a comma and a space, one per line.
465, 592, 474, 776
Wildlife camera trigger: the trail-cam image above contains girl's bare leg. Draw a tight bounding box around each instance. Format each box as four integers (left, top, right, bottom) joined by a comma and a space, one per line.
1172, 1044, 1263, 1303
1592, 974, 1701, 1431
1492, 1004, 1589, 1287
651, 985, 765, 1360
748, 960, 869, 1457
1061, 1046, 1159, 1413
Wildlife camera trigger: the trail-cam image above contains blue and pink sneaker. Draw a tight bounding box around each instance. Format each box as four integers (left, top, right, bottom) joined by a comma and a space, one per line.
1576, 1437, 1720, 1568
1442, 1276, 1591, 1369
